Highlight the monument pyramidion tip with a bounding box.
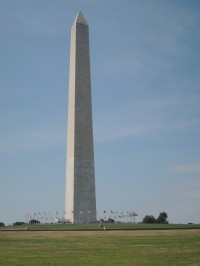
[74,10,88,25]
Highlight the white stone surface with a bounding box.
[75,10,88,25]
[65,11,96,223]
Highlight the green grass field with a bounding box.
[1,222,200,231]
[0,228,200,265]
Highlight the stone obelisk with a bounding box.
[65,11,96,223]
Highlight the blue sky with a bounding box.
[0,0,200,225]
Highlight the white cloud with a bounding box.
[171,179,200,202]
[94,124,156,142]
[0,126,66,152]
[94,96,200,142]
[170,163,200,174]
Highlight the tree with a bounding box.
[29,219,40,224]
[156,212,168,224]
[13,222,25,226]
[142,215,156,223]
[107,218,115,223]
[142,212,169,224]
[0,222,5,226]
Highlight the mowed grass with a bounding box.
[0,230,200,265]
[1,222,200,231]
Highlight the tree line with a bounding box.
[142,212,168,224]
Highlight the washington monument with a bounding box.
[65,11,96,223]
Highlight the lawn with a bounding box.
[1,222,200,231]
[0,229,200,265]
